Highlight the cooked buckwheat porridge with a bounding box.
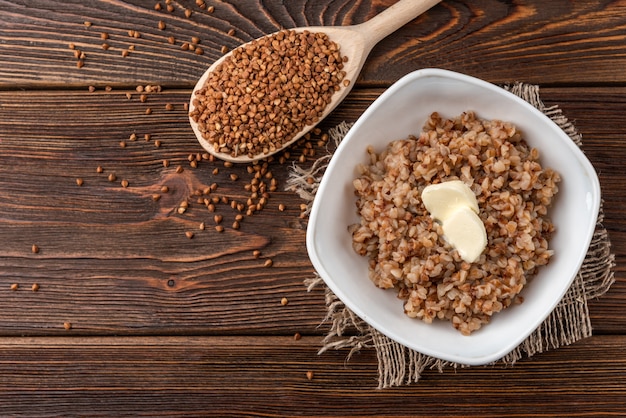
[349,111,560,335]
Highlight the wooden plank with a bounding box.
[0,88,324,335]
[2,1,626,87]
[0,87,624,335]
[0,335,624,417]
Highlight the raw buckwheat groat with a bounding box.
[190,29,347,159]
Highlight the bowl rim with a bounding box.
[306,68,601,365]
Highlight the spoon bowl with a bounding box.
[189,0,442,163]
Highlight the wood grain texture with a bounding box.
[0,0,625,416]
[0,88,324,336]
[0,335,624,417]
[0,87,624,337]
[2,0,626,88]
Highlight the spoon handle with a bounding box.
[355,0,442,48]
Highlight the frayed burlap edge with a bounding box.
[288,83,616,389]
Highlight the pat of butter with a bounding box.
[421,180,479,219]
[421,180,486,263]
[441,205,487,263]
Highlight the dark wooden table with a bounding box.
[1,1,625,416]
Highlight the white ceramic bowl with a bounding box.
[306,68,601,365]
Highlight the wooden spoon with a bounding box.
[189,0,442,163]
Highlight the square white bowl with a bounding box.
[306,68,601,365]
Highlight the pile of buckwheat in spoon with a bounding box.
[189,29,348,159]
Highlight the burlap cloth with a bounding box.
[287,82,616,388]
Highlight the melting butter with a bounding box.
[421,180,487,263]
